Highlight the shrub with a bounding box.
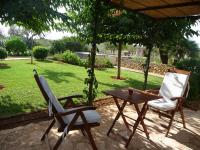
[5,36,27,56]
[52,53,63,61]
[62,50,82,65]
[95,57,113,69]
[131,56,146,64]
[22,50,31,56]
[176,59,200,101]
[52,51,113,69]
[0,47,7,60]
[33,46,49,60]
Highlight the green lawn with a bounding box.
[0,60,162,117]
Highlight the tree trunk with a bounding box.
[117,41,122,79]
[143,44,153,90]
[30,37,34,64]
[159,47,168,64]
[88,0,99,105]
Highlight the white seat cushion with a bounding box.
[159,72,189,100]
[63,107,101,125]
[148,72,189,111]
[148,98,176,111]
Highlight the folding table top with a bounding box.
[104,88,161,104]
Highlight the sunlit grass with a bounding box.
[0,60,162,117]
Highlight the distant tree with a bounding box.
[169,38,200,64]
[8,26,38,49]
[8,26,22,37]
[0,29,4,38]
[50,36,88,54]
[35,38,52,48]
[5,36,27,56]
[104,42,117,54]
[50,40,65,54]
[0,29,5,47]
[124,44,137,55]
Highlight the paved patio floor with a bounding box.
[0,104,200,150]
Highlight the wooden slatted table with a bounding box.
[104,88,161,148]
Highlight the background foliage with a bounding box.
[0,47,7,59]
[33,46,49,60]
[5,36,27,56]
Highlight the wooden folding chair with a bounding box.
[146,68,191,136]
[33,70,101,150]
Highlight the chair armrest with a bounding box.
[170,97,185,101]
[145,89,160,95]
[58,94,83,101]
[55,106,96,117]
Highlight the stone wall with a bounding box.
[121,58,172,75]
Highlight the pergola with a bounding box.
[88,0,200,104]
[108,0,200,18]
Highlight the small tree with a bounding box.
[5,36,27,56]
[33,46,48,60]
[0,47,7,60]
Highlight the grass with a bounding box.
[0,60,162,117]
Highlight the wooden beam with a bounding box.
[133,1,200,12]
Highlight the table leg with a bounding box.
[107,98,127,136]
[133,104,149,139]
[114,98,131,131]
[125,102,148,148]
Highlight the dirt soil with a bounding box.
[0,85,4,90]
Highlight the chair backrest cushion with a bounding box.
[39,76,65,113]
[159,72,189,99]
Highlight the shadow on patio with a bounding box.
[0,103,200,150]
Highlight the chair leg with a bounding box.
[84,128,97,150]
[179,106,186,128]
[81,128,86,136]
[41,119,55,141]
[165,111,175,137]
[53,132,67,150]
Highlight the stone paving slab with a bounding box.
[0,104,200,150]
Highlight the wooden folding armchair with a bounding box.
[146,68,191,136]
[33,70,101,150]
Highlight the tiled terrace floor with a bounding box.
[0,104,200,150]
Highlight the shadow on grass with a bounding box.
[42,69,77,83]
[0,95,44,118]
[36,60,53,63]
[0,63,11,69]
[99,77,159,92]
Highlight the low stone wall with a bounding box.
[121,58,172,75]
